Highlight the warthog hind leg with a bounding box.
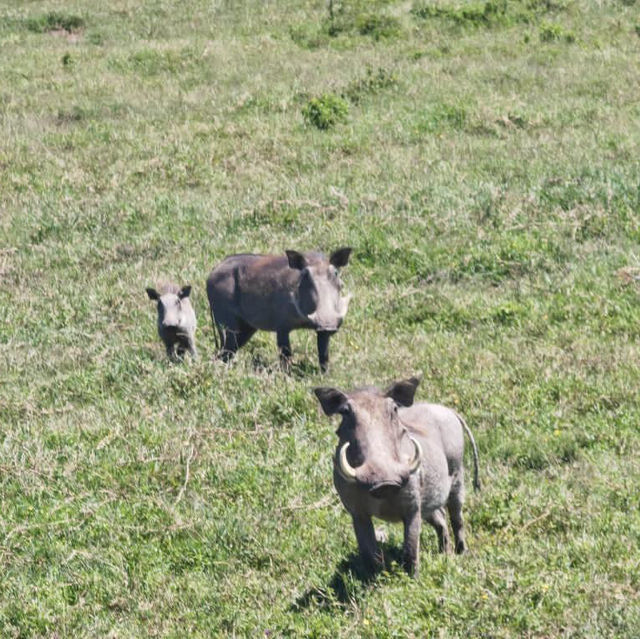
[447,488,466,554]
[218,322,256,362]
[425,508,452,554]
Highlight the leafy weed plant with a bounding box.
[302,94,349,129]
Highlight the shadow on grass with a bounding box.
[288,359,320,378]
[291,544,405,611]
[249,354,321,378]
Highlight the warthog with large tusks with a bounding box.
[146,284,197,360]
[314,377,480,576]
[206,248,352,371]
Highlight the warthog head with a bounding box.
[286,247,352,333]
[146,285,192,334]
[314,377,423,498]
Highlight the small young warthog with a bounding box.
[146,284,197,360]
[206,248,352,371]
[314,377,480,576]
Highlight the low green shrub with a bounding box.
[290,4,402,47]
[412,0,511,26]
[302,94,349,130]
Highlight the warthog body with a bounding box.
[206,248,352,371]
[314,377,480,575]
[146,284,197,360]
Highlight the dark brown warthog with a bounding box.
[314,377,480,576]
[206,248,352,371]
[146,284,197,360]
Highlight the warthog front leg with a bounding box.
[317,331,332,373]
[165,341,178,362]
[403,509,422,576]
[177,335,197,360]
[352,514,383,572]
[277,330,292,368]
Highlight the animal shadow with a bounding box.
[249,353,280,373]
[288,359,320,378]
[291,544,404,612]
[248,354,320,378]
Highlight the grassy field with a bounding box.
[1,0,639,636]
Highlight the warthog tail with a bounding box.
[209,304,220,352]
[456,412,480,492]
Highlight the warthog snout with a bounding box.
[335,438,422,488]
[369,478,407,499]
[316,327,338,335]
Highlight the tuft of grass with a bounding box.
[87,31,104,45]
[412,0,513,27]
[342,66,399,104]
[414,102,469,133]
[539,21,576,42]
[110,47,201,76]
[289,23,330,49]
[355,13,402,40]
[291,4,403,48]
[412,0,572,29]
[26,12,85,33]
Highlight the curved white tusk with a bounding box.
[336,442,357,482]
[339,294,352,316]
[408,436,422,474]
[292,297,308,319]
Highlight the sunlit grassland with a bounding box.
[1,0,639,636]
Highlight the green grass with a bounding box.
[1,0,639,636]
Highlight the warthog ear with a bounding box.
[286,250,308,270]
[146,287,160,301]
[385,377,421,407]
[314,387,348,416]
[330,247,352,268]
[178,285,192,299]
